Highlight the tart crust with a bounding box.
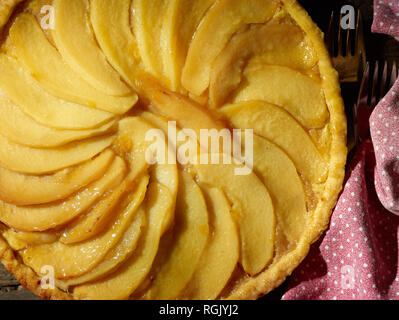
[0,0,347,300]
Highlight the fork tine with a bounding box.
[379,61,388,100]
[370,61,379,109]
[346,21,352,56]
[338,10,344,56]
[356,9,367,72]
[354,63,370,145]
[326,11,335,56]
[390,61,398,88]
[358,62,370,105]
[345,7,358,57]
[330,9,366,82]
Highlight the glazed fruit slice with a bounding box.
[143,172,209,300]
[52,0,131,96]
[9,13,137,114]
[21,174,148,280]
[90,0,139,87]
[0,0,23,28]
[182,0,278,95]
[117,117,162,180]
[161,0,215,90]
[138,111,171,132]
[183,187,239,300]
[1,229,58,251]
[150,158,178,205]
[131,0,168,81]
[60,174,149,244]
[0,157,126,232]
[0,149,115,206]
[196,160,275,276]
[0,94,116,148]
[135,111,179,233]
[221,101,328,184]
[250,134,308,242]
[117,115,178,208]
[73,182,175,300]
[0,55,114,130]
[137,75,225,139]
[149,162,178,235]
[0,132,115,175]
[209,22,318,108]
[233,65,328,128]
[57,207,146,290]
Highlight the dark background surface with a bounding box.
[1,0,398,301]
[300,0,399,62]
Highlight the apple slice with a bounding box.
[25,0,58,25]
[136,74,225,138]
[250,133,308,242]
[149,150,178,201]
[90,0,139,87]
[116,117,163,180]
[143,172,209,300]
[221,101,328,184]
[0,94,116,148]
[135,111,179,196]
[183,187,239,300]
[181,0,277,95]
[60,174,149,245]
[9,13,137,114]
[161,0,215,90]
[209,23,318,107]
[0,55,113,130]
[152,164,178,235]
[131,0,168,82]
[57,207,146,290]
[0,132,115,175]
[73,182,174,300]
[233,65,329,129]
[150,154,178,235]
[1,229,58,251]
[21,172,148,280]
[195,160,275,276]
[0,156,126,232]
[0,0,23,29]
[116,115,178,215]
[52,0,131,96]
[137,111,179,234]
[0,149,114,206]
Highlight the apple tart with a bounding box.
[0,0,347,300]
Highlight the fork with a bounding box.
[326,9,366,83]
[353,61,398,148]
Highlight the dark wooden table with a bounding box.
[0,263,40,300]
[1,0,398,300]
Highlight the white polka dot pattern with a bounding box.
[372,0,399,41]
[370,1,399,216]
[283,141,399,300]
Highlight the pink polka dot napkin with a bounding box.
[282,0,399,300]
[370,0,399,216]
[372,0,399,41]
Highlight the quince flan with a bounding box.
[0,0,347,300]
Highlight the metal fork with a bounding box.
[326,9,366,83]
[352,61,398,147]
